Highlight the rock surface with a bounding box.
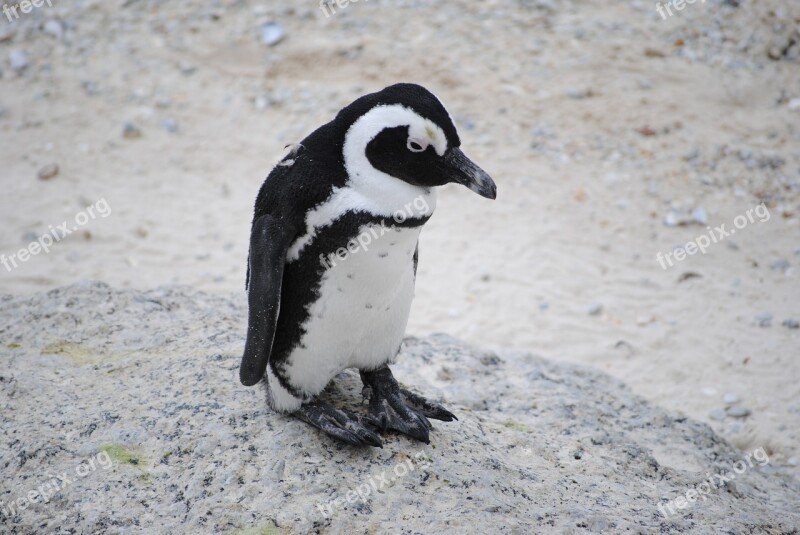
[1,282,798,534]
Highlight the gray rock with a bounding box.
[782,319,800,330]
[692,207,708,225]
[161,117,178,133]
[722,393,740,405]
[81,80,100,96]
[0,283,798,533]
[9,49,29,73]
[122,122,142,139]
[260,21,285,46]
[178,61,196,76]
[43,20,64,40]
[37,163,59,180]
[21,231,38,243]
[0,26,14,43]
[770,259,791,272]
[587,303,603,316]
[726,406,751,418]
[565,87,593,99]
[709,408,727,421]
[755,312,773,327]
[664,209,707,227]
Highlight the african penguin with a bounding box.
[240,83,496,447]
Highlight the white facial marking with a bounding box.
[345,104,448,160]
[286,104,444,262]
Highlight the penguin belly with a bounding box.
[281,223,421,399]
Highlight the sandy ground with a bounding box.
[1,0,798,474]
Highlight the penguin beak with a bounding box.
[440,148,497,200]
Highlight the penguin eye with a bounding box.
[406,138,427,153]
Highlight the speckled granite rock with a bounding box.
[1,282,798,534]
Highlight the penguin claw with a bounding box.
[297,400,383,448]
[360,366,453,444]
[399,388,458,422]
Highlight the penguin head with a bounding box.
[338,83,496,200]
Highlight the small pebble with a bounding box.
[754,312,773,327]
[260,22,285,46]
[37,163,59,180]
[43,20,64,40]
[565,88,592,99]
[587,303,603,316]
[722,393,740,405]
[664,209,706,227]
[683,148,700,161]
[636,315,655,326]
[782,319,799,330]
[709,408,727,421]
[614,340,634,357]
[9,49,29,73]
[0,27,14,43]
[725,406,751,418]
[677,272,702,283]
[770,259,790,271]
[161,117,178,133]
[123,122,142,139]
[178,62,197,76]
[692,207,708,225]
[82,80,100,96]
[254,95,270,110]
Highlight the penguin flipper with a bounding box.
[240,214,295,387]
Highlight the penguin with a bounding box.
[240,83,496,447]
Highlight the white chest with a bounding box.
[283,223,421,394]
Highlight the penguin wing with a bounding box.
[240,214,296,387]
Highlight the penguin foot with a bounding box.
[360,366,456,444]
[296,399,383,448]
